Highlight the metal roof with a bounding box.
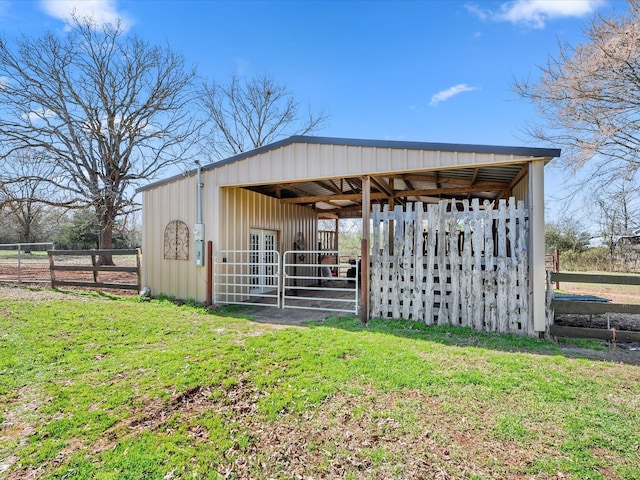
[203,135,560,172]
[137,135,560,219]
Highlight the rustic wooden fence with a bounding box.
[48,249,141,291]
[370,198,530,334]
[547,271,640,342]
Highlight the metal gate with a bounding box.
[0,243,54,284]
[282,250,359,314]
[214,249,281,307]
[213,249,359,314]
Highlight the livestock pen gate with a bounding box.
[0,243,54,284]
[370,198,530,335]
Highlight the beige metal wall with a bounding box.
[141,174,317,302]
[218,187,317,254]
[141,175,210,301]
[215,143,542,187]
[512,172,530,206]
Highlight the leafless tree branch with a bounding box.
[200,73,328,159]
[0,16,202,262]
[514,1,640,191]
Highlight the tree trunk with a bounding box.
[98,211,115,265]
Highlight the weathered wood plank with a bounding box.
[401,204,413,320]
[551,272,640,286]
[51,280,139,290]
[370,204,382,317]
[449,200,461,326]
[552,300,640,315]
[550,325,640,342]
[517,200,529,333]
[48,249,139,256]
[471,198,484,331]
[436,199,449,325]
[461,199,473,328]
[424,204,436,324]
[483,200,496,331]
[496,199,508,332]
[381,204,391,318]
[414,202,425,321]
[50,265,139,273]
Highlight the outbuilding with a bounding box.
[138,135,560,335]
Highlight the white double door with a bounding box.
[249,228,278,294]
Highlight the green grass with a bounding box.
[0,250,49,259]
[1,289,639,479]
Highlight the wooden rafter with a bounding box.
[313,180,342,195]
[280,192,387,204]
[497,164,529,200]
[279,183,507,205]
[371,176,393,197]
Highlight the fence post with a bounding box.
[554,248,560,290]
[91,253,98,283]
[136,248,142,292]
[48,251,56,288]
[17,244,21,284]
[206,241,213,307]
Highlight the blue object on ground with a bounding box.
[554,294,610,303]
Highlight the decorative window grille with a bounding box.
[164,220,189,260]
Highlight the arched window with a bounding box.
[164,220,189,260]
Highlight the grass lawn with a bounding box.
[1,288,639,479]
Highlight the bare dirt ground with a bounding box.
[0,262,138,296]
[557,280,640,304]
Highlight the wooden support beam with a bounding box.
[399,183,508,198]
[280,192,387,204]
[371,176,393,197]
[360,175,371,324]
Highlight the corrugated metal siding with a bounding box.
[512,173,529,207]
[141,177,317,302]
[219,187,317,253]
[215,144,538,187]
[141,175,218,302]
[216,187,317,299]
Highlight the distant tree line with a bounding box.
[545,182,640,272]
[0,207,140,250]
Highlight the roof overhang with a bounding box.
[138,135,560,219]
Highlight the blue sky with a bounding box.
[0,0,621,226]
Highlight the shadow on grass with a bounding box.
[51,287,130,301]
[307,316,640,367]
[316,318,640,366]
[200,302,640,365]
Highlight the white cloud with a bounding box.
[40,0,132,29]
[23,108,56,122]
[429,84,478,106]
[467,0,604,29]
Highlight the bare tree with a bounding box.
[201,73,328,159]
[0,150,59,245]
[514,1,640,188]
[0,17,200,263]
